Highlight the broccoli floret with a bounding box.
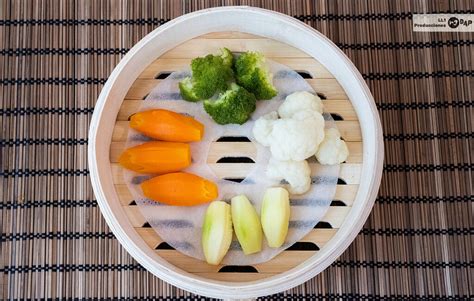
[234,51,278,100]
[180,51,233,101]
[178,77,201,102]
[219,47,234,68]
[204,83,257,125]
[178,51,233,102]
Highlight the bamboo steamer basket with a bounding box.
[88,6,384,299]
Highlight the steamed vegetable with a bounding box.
[278,91,324,117]
[261,187,290,248]
[252,91,326,161]
[179,48,234,101]
[119,141,190,174]
[179,49,279,125]
[266,158,311,195]
[234,51,278,100]
[253,91,347,194]
[253,110,325,161]
[251,111,278,147]
[231,195,263,255]
[316,128,349,165]
[219,47,234,68]
[130,109,204,142]
[204,83,256,125]
[178,77,201,102]
[141,172,218,206]
[202,201,233,265]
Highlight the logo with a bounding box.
[413,14,473,32]
[448,17,460,28]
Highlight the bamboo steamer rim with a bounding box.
[88,6,384,299]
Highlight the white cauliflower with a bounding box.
[278,91,324,118]
[253,91,325,160]
[253,90,349,196]
[316,128,349,165]
[266,157,311,194]
[252,111,278,147]
[267,110,325,161]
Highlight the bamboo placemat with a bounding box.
[1,0,472,299]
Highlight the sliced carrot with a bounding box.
[141,172,218,206]
[119,141,191,174]
[130,109,204,142]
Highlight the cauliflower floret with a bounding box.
[278,91,323,118]
[316,128,349,165]
[252,111,278,146]
[266,157,311,195]
[268,110,325,161]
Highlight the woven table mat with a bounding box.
[1,0,472,299]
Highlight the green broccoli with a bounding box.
[234,51,278,100]
[178,77,201,102]
[179,49,234,101]
[204,83,257,125]
[219,47,234,68]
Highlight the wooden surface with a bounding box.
[109,32,363,282]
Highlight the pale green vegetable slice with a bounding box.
[231,195,263,255]
[261,187,290,248]
[201,201,233,265]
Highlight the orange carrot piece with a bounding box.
[119,141,191,174]
[141,172,218,206]
[130,109,204,142]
